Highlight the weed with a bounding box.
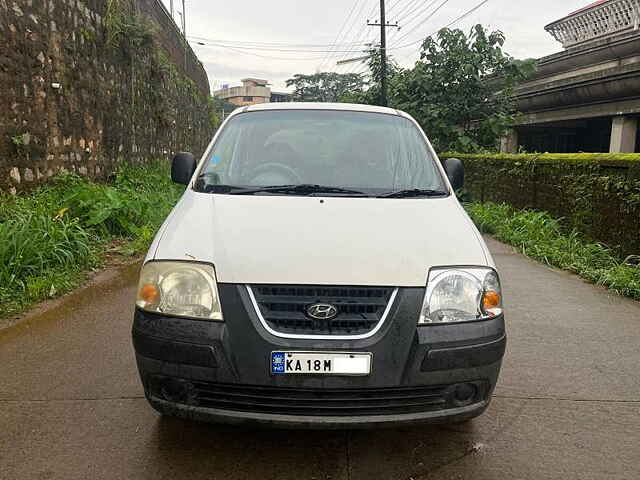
[466,202,640,300]
[105,0,154,55]
[11,132,32,147]
[79,27,95,42]
[0,161,183,317]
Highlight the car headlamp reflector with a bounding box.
[136,261,223,321]
[419,267,502,324]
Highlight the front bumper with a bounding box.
[132,284,506,429]
[146,395,490,429]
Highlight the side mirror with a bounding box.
[442,157,464,191]
[171,152,196,185]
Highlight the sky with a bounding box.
[160,0,591,92]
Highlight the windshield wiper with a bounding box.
[377,188,449,198]
[223,184,368,196]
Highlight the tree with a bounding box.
[340,48,402,106]
[286,72,366,103]
[210,95,236,128]
[391,25,533,152]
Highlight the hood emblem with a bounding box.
[306,303,338,320]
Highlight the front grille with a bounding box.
[191,382,450,416]
[249,285,396,336]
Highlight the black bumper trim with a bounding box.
[147,395,490,429]
[132,332,218,368]
[421,334,507,372]
[145,375,489,417]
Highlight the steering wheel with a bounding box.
[248,162,303,185]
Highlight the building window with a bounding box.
[243,96,253,102]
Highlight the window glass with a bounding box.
[197,110,445,194]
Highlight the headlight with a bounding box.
[419,267,502,324]
[136,261,223,321]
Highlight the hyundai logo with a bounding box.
[306,303,338,320]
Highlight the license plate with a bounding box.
[271,351,371,375]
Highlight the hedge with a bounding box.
[443,153,640,257]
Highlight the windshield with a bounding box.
[195,110,447,196]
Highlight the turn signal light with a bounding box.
[482,290,501,315]
[139,283,160,306]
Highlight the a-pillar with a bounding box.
[500,129,519,153]
[609,116,638,153]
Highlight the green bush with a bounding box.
[466,202,640,300]
[443,152,640,164]
[0,161,183,317]
[449,152,640,258]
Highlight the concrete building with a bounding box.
[504,0,640,153]
[213,78,291,106]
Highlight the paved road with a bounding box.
[1,237,639,480]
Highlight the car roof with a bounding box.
[242,102,400,116]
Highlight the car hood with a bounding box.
[152,191,490,287]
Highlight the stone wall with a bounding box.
[0,0,214,193]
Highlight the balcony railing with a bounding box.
[545,0,640,48]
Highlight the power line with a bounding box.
[317,0,366,71]
[335,0,380,69]
[342,0,396,75]
[395,0,438,24]
[387,0,435,44]
[386,0,406,14]
[189,38,370,54]
[390,0,453,47]
[389,0,490,51]
[191,41,350,61]
[187,34,369,48]
[361,0,491,69]
[327,0,375,70]
[335,6,379,71]
[367,0,402,106]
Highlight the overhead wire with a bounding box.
[386,0,426,45]
[192,0,490,80]
[189,38,371,54]
[349,0,437,74]
[342,3,384,75]
[190,41,351,62]
[389,0,490,51]
[188,34,371,48]
[334,0,380,71]
[359,0,491,76]
[395,0,439,25]
[346,0,413,75]
[317,0,367,72]
[386,0,406,14]
[390,0,453,47]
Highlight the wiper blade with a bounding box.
[378,188,448,198]
[201,184,248,194]
[226,184,368,196]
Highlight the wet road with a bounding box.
[1,237,639,480]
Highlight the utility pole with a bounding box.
[367,1,399,107]
[170,0,174,20]
[379,0,387,107]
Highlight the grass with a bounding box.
[4,172,637,317]
[466,202,640,300]
[0,161,183,318]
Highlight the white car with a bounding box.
[132,102,506,428]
